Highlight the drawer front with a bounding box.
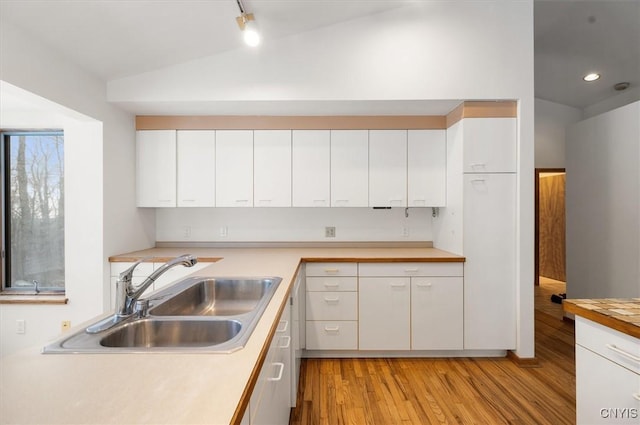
[306,292,358,320]
[576,317,640,374]
[358,262,463,277]
[110,261,154,277]
[306,262,357,277]
[306,277,358,292]
[306,321,358,350]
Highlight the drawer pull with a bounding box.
[404,268,419,273]
[633,393,640,402]
[267,362,285,382]
[324,268,339,274]
[390,283,406,288]
[277,320,289,333]
[324,297,340,303]
[606,344,640,363]
[324,326,340,333]
[323,282,340,288]
[278,336,291,349]
[416,282,432,287]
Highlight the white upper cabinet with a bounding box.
[330,130,368,207]
[254,130,292,207]
[136,130,177,207]
[292,130,330,207]
[215,130,254,207]
[462,117,516,173]
[369,130,407,207]
[176,130,215,207]
[408,130,446,207]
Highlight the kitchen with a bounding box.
[0,1,638,424]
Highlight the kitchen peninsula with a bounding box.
[1,246,463,425]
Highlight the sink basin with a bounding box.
[150,278,278,316]
[43,275,282,354]
[99,319,242,348]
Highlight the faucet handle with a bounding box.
[118,256,155,282]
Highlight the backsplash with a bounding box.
[155,207,433,242]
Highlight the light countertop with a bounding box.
[564,298,640,339]
[1,247,463,425]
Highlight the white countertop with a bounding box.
[0,247,462,425]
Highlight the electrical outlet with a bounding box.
[16,319,25,334]
[325,226,336,238]
[220,226,228,237]
[181,225,191,239]
[402,226,410,237]
[61,320,71,332]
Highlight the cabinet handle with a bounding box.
[323,282,340,288]
[470,178,486,183]
[324,326,340,332]
[324,268,339,274]
[313,199,326,206]
[633,393,640,402]
[470,163,486,169]
[159,199,172,202]
[606,344,640,363]
[267,362,285,381]
[277,320,289,333]
[335,199,349,205]
[416,282,432,287]
[390,283,406,288]
[404,268,419,273]
[235,199,249,203]
[258,199,271,205]
[181,199,196,202]
[278,336,291,349]
[323,297,340,303]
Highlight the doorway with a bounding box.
[535,168,566,319]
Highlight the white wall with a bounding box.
[0,20,154,356]
[535,98,582,169]
[110,1,536,358]
[566,101,640,299]
[156,207,432,243]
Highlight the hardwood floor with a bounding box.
[535,277,566,320]
[290,312,575,425]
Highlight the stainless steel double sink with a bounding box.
[43,276,282,354]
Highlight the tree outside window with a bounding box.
[2,132,64,292]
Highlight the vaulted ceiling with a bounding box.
[1,0,638,111]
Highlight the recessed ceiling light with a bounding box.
[583,73,601,82]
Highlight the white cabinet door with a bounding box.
[463,173,516,349]
[369,130,407,207]
[359,277,410,350]
[330,130,368,207]
[254,130,291,207]
[462,118,516,173]
[576,345,640,425]
[177,130,215,207]
[292,130,330,207]
[136,130,176,207]
[411,277,463,350]
[408,129,446,207]
[215,130,254,207]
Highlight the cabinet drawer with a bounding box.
[358,262,463,277]
[306,321,358,350]
[306,277,357,292]
[306,262,357,277]
[306,292,357,320]
[576,317,640,374]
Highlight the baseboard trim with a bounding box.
[506,350,541,368]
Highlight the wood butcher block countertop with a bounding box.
[1,246,463,425]
[564,298,640,339]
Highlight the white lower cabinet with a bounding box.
[359,263,464,351]
[359,277,410,350]
[305,263,358,350]
[411,277,463,350]
[575,317,640,425]
[245,304,292,425]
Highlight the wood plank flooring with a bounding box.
[290,311,575,425]
[535,277,566,320]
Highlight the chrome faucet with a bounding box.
[86,254,198,334]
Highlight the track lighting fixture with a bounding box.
[235,0,260,47]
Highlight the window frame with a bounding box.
[1,130,65,294]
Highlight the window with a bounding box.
[1,131,64,292]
